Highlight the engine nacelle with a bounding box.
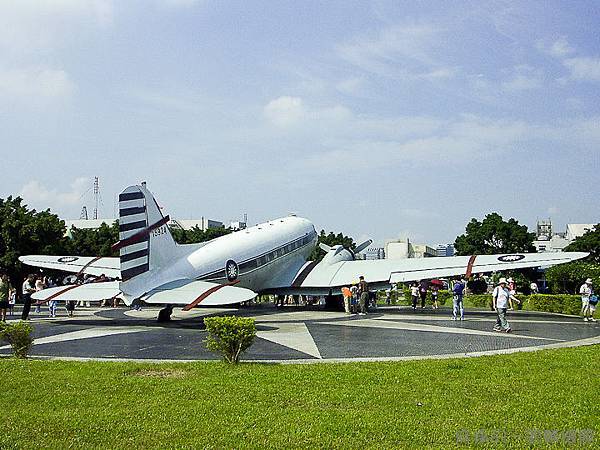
[321,245,355,265]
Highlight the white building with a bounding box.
[533,221,595,253]
[385,239,436,259]
[64,217,224,234]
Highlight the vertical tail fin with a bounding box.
[116,183,178,283]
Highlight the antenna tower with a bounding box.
[93,176,99,220]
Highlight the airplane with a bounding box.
[20,182,588,321]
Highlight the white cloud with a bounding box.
[155,0,202,7]
[0,67,74,105]
[264,96,306,127]
[19,178,90,213]
[335,23,454,80]
[563,57,600,82]
[536,36,574,58]
[0,0,113,55]
[547,206,559,215]
[502,74,542,92]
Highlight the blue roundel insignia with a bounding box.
[498,254,525,262]
[226,260,239,281]
[58,256,79,263]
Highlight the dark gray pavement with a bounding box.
[1,305,599,362]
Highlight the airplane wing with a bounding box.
[31,281,121,302]
[141,279,257,307]
[288,251,588,293]
[19,255,120,278]
[31,279,256,308]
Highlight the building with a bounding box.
[64,217,224,235]
[436,244,455,257]
[168,218,224,231]
[229,221,247,231]
[364,247,385,260]
[533,220,595,253]
[385,239,436,259]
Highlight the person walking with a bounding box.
[492,278,511,332]
[21,274,36,320]
[580,278,594,322]
[0,273,10,322]
[358,276,369,315]
[452,278,465,320]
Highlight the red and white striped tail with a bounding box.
[116,184,178,282]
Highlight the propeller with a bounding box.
[353,239,373,254]
[319,243,332,252]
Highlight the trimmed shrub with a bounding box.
[204,316,256,364]
[0,321,34,358]
[523,294,582,315]
[462,295,493,309]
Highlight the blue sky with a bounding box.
[0,0,598,246]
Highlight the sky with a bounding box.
[0,0,599,247]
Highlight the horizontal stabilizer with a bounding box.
[141,279,257,307]
[31,282,121,302]
[19,255,120,278]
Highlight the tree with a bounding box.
[454,213,536,256]
[564,223,600,262]
[68,221,120,257]
[309,230,356,262]
[544,261,600,294]
[170,225,232,244]
[0,196,70,290]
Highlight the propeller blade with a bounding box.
[319,243,332,252]
[354,239,373,254]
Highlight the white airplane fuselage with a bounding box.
[153,216,318,294]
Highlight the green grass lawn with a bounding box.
[1,346,599,449]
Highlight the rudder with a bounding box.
[116,183,178,282]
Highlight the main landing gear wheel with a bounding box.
[157,305,173,322]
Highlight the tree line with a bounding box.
[1,195,598,293]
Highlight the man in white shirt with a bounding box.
[580,278,594,322]
[492,278,511,333]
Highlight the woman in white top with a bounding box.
[580,278,594,322]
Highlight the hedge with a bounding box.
[392,289,584,315]
[522,294,582,316]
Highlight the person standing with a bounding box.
[492,278,511,333]
[0,273,10,322]
[410,282,419,310]
[506,278,521,311]
[46,277,58,318]
[580,278,594,322]
[350,283,359,314]
[452,278,465,320]
[419,280,428,309]
[341,286,352,314]
[34,276,45,313]
[21,274,36,320]
[8,287,16,316]
[530,281,539,295]
[358,276,369,315]
[431,284,439,310]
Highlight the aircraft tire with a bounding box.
[157,305,173,322]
